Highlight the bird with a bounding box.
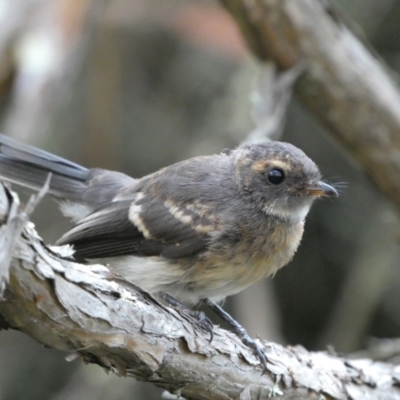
[0,133,338,368]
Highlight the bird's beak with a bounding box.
[307,181,338,197]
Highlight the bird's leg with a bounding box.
[207,300,268,371]
[161,293,214,341]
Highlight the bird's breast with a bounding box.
[181,219,305,302]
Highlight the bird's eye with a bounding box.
[267,168,285,184]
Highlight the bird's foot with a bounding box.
[207,300,268,372]
[161,293,214,341]
[240,333,268,373]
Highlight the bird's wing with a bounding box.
[57,153,232,262]
[56,191,216,261]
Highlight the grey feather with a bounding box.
[0,134,135,207]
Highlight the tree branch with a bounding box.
[0,187,400,399]
[220,0,400,211]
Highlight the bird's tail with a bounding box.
[0,134,90,203]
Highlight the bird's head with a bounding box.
[233,142,338,223]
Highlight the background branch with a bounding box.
[220,0,400,211]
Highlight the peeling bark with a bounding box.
[0,186,400,399]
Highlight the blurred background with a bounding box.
[0,0,400,399]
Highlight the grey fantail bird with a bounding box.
[0,133,338,369]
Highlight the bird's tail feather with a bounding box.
[0,134,90,202]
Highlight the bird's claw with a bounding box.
[161,293,214,341]
[242,336,268,373]
[186,310,214,342]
